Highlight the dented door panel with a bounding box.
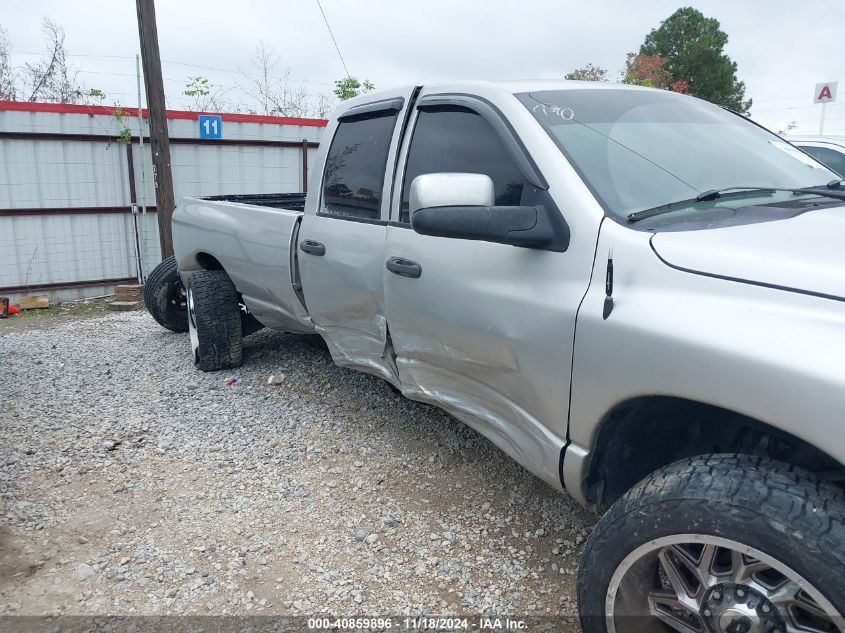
[381,83,605,488]
[297,87,415,384]
[383,228,580,489]
[298,215,397,383]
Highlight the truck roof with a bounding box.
[337,79,655,112]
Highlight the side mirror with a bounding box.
[409,172,495,214]
[409,173,569,252]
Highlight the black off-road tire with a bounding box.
[578,453,845,631]
[189,270,242,372]
[143,256,188,332]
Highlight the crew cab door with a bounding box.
[298,92,412,382]
[383,92,594,489]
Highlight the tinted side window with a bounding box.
[400,107,525,223]
[798,145,845,177]
[322,112,397,220]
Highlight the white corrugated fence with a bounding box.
[0,101,325,302]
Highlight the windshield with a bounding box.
[518,89,838,221]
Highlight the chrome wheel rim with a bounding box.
[187,286,199,365]
[606,534,841,633]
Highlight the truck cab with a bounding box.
[297,83,600,493]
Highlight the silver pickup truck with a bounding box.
[144,81,845,632]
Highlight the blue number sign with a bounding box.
[198,114,222,139]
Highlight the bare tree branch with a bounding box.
[25,45,58,100]
[23,18,84,103]
[0,25,15,100]
[242,42,331,118]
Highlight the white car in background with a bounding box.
[786,135,845,176]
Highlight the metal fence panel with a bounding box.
[0,103,325,302]
[0,138,129,209]
[0,213,137,287]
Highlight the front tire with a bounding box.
[187,270,242,372]
[578,454,845,633]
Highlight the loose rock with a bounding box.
[0,310,595,620]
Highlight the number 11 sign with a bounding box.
[198,114,223,139]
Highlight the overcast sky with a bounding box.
[3,0,844,134]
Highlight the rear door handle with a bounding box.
[386,256,422,279]
[300,239,326,256]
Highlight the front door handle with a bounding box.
[300,239,326,256]
[386,256,422,279]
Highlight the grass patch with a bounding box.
[9,298,111,320]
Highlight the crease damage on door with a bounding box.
[396,354,566,492]
[313,313,401,386]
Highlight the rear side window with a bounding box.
[399,106,526,223]
[322,112,398,221]
[797,145,845,177]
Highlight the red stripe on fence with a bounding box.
[0,100,329,127]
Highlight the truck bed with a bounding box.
[199,192,307,212]
[172,194,313,335]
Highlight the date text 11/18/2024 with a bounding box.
[307,617,529,630]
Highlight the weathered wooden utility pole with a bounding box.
[136,0,175,259]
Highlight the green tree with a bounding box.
[334,76,374,101]
[183,75,229,112]
[86,88,106,102]
[640,7,751,113]
[564,63,607,82]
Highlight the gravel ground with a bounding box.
[0,310,596,621]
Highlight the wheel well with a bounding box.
[195,252,223,271]
[585,396,845,508]
[191,252,264,335]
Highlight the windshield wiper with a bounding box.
[628,187,778,222]
[794,183,845,198]
[627,185,845,223]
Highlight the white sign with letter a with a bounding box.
[814,82,838,103]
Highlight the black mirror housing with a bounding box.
[411,202,569,252]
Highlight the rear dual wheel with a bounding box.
[578,454,845,633]
[143,256,188,332]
